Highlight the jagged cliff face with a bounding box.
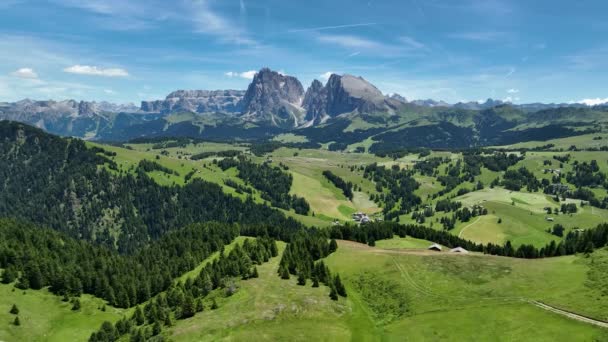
[302,74,397,122]
[141,90,245,114]
[240,68,305,128]
[302,79,328,125]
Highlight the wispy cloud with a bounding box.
[565,47,608,71]
[507,88,519,94]
[288,23,376,33]
[225,70,257,79]
[347,51,361,58]
[448,31,508,42]
[317,34,383,50]
[399,36,427,50]
[10,68,38,79]
[190,0,257,45]
[64,65,129,77]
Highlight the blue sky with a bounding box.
[1,0,608,105]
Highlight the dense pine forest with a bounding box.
[0,121,301,253]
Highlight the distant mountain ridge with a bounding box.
[1,67,607,147]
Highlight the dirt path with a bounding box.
[530,301,608,329]
[458,216,482,238]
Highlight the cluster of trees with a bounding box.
[435,199,462,212]
[137,159,179,176]
[223,179,253,194]
[566,160,606,188]
[277,232,345,300]
[502,167,541,192]
[463,151,523,176]
[89,237,277,342]
[411,207,435,224]
[0,122,302,252]
[561,203,578,214]
[364,163,421,220]
[190,150,242,160]
[322,170,354,200]
[413,157,448,177]
[216,156,310,214]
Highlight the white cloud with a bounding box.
[320,72,336,81]
[225,70,257,79]
[10,67,38,79]
[190,0,256,45]
[347,51,361,58]
[104,89,116,94]
[399,36,427,50]
[449,31,507,42]
[63,65,129,77]
[317,34,382,49]
[507,88,519,94]
[503,96,520,103]
[577,98,608,106]
[288,23,376,33]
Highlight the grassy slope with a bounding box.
[0,284,124,342]
[267,147,384,221]
[324,242,608,341]
[168,242,354,341]
[168,241,608,341]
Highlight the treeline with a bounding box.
[249,141,322,157]
[137,159,179,176]
[328,221,608,259]
[89,237,277,342]
[322,170,353,200]
[190,150,242,160]
[0,219,239,308]
[0,121,301,252]
[216,156,310,215]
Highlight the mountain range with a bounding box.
[1,67,607,149]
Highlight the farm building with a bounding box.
[450,247,469,253]
[545,217,554,222]
[428,243,442,252]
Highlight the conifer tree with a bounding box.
[10,304,19,315]
[329,285,338,301]
[13,316,20,326]
[334,274,347,297]
[297,272,306,286]
[152,321,162,336]
[134,306,145,325]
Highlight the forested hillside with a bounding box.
[0,121,300,253]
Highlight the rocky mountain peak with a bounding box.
[241,68,305,128]
[302,79,329,125]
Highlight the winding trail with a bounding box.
[458,216,482,238]
[530,301,608,329]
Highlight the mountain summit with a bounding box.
[240,68,305,128]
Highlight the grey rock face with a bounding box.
[241,68,305,127]
[141,89,245,114]
[303,74,394,121]
[302,79,328,124]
